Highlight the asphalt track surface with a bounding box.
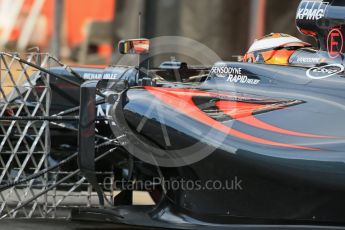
[0,219,157,230]
[4,220,345,230]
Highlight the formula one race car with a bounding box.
[1,0,345,229]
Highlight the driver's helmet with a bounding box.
[243,33,311,65]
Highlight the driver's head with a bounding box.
[243,33,311,65]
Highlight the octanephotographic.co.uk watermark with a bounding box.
[103,176,244,191]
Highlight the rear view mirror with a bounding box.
[118,39,149,54]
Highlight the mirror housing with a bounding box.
[118,38,149,54]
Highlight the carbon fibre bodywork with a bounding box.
[113,60,345,225]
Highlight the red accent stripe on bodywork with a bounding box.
[145,87,317,150]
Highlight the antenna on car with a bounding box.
[138,12,141,38]
[137,11,150,84]
[117,12,151,84]
[138,12,142,67]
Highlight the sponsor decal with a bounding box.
[296,1,328,20]
[296,57,322,63]
[97,104,111,124]
[327,28,343,59]
[83,73,103,80]
[306,63,344,79]
[83,72,118,80]
[102,73,118,79]
[210,66,260,85]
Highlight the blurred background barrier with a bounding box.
[0,0,313,65]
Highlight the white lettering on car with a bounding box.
[296,1,328,21]
[210,66,260,85]
[296,57,321,63]
[96,104,111,124]
[83,73,118,80]
[83,73,103,80]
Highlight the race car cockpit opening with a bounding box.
[243,33,312,65]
